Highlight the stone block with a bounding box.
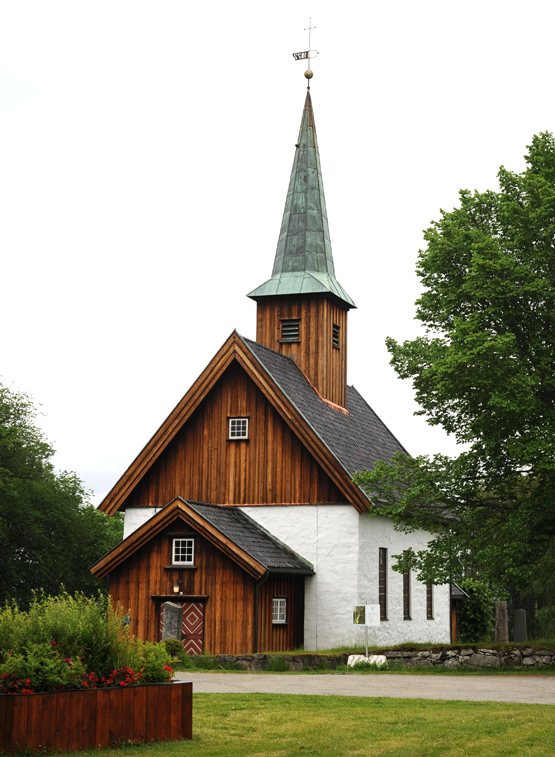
[468,653,501,668]
[417,651,431,658]
[444,659,461,669]
[217,654,238,664]
[522,656,535,666]
[289,662,304,671]
[431,651,446,662]
[495,601,509,642]
[238,655,253,661]
[502,655,521,667]
[160,602,183,642]
[235,660,250,670]
[347,655,387,667]
[460,648,473,656]
[522,648,533,657]
[514,609,527,643]
[533,655,551,665]
[386,650,416,658]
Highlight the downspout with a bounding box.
[254,572,270,653]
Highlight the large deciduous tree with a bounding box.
[355,132,555,593]
[0,382,123,605]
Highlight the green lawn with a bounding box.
[80,693,555,757]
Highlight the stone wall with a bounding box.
[215,646,555,671]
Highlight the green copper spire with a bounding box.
[248,90,355,308]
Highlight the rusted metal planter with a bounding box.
[0,680,192,754]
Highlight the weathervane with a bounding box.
[292,17,319,87]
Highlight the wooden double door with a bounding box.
[160,601,204,656]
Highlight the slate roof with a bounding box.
[242,336,408,478]
[247,90,355,309]
[184,500,314,575]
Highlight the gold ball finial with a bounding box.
[304,69,313,80]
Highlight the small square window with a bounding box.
[229,418,248,439]
[281,319,300,342]
[173,538,194,565]
[272,597,287,624]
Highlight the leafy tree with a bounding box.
[456,579,494,643]
[355,132,555,592]
[0,381,123,605]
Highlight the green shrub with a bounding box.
[0,592,174,689]
[316,656,329,671]
[0,641,88,693]
[457,579,495,643]
[266,655,289,672]
[163,638,184,658]
[192,654,219,670]
[135,641,173,683]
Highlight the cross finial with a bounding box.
[292,18,318,88]
[304,18,316,52]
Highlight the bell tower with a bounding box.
[248,84,355,409]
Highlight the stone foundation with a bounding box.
[215,646,554,672]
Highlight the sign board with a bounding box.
[353,605,381,626]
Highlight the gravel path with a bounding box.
[174,671,555,705]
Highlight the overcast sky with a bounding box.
[2,0,554,505]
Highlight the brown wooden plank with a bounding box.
[157,684,172,743]
[67,691,83,753]
[82,688,97,749]
[54,690,71,753]
[133,685,147,743]
[9,692,28,753]
[181,681,193,740]
[41,692,57,752]
[145,685,159,743]
[108,687,123,746]
[95,688,111,749]
[169,682,183,740]
[119,686,136,743]
[0,694,9,752]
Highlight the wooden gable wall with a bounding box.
[108,520,257,654]
[123,362,348,508]
[107,515,307,655]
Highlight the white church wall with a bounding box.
[123,508,157,539]
[354,514,450,645]
[240,504,358,650]
[241,505,451,650]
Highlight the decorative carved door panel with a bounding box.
[181,602,204,656]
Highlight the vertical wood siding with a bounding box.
[108,521,257,655]
[255,298,348,408]
[123,363,347,508]
[257,575,305,652]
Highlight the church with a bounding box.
[91,79,452,654]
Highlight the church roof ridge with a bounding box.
[248,90,355,309]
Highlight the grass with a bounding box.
[68,693,555,756]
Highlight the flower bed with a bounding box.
[0,680,192,754]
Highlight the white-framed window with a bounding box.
[229,418,248,439]
[272,597,287,624]
[173,538,194,565]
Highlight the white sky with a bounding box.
[1,0,554,505]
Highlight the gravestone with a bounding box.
[161,601,183,641]
[494,600,508,642]
[514,608,527,643]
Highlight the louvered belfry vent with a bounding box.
[281,319,300,342]
[332,323,340,349]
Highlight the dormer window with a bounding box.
[332,323,340,349]
[281,319,300,343]
[229,418,249,439]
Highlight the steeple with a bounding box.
[248,90,355,309]
[248,86,354,410]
